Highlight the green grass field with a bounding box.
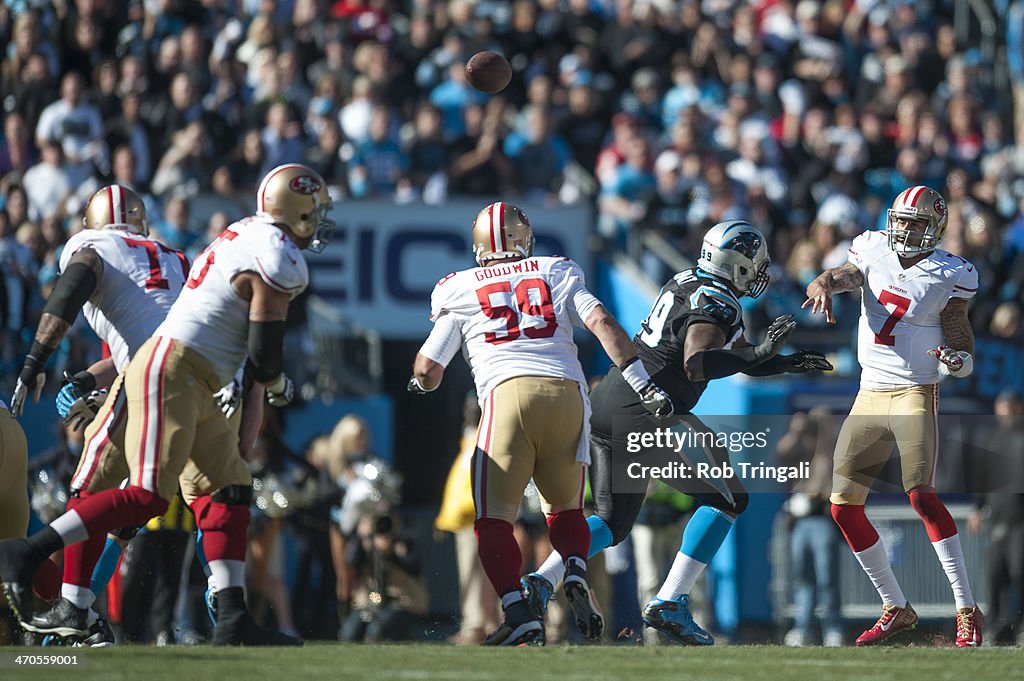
[4,644,1021,681]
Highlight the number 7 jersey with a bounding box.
[428,256,601,401]
[848,230,978,389]
[58,229,189,372]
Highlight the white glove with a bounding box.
[265,374,295,407]
[213,378,243,419]
[64,389,109,432]
[928,346,974,378]
[620,358,675,417]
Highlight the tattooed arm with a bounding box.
[926,297,975,377]
[801,262,865,325]
[939,297,974,354]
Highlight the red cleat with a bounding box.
[955,606,983,647]
[855,603,918,646]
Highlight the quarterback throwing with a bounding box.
[803,185,982,647]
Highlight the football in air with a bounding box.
[465,51,512,94]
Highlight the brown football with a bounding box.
[465,51,512,94]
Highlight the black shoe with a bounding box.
[22,598,89,637]
[212,588,302,647]
[0,539,46,625]
[563,558,604,642]
[482,599,544,646]
[82,617,115,647]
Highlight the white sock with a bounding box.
[931,534,974,609]
[208,559,245,590]
[534,549,566,587]
[854,540,907,608]
[87,609,98,626]
[61,583,95,610]
[501,590,523,609]
[655,552,707,601]
[51,510,89,546]
[207,574,218,593]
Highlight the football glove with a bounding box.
[639,382,674,417]
[779,350,834,374]
[406,376,436,394]
[63,388,109,432]
[213,378,243,419]
[928,346,974,378]
[265,374,295,407]
[752,314,797,362]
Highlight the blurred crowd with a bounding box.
[1,0,1024,387]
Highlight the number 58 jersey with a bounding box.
[848,230,978,389]
[429,256,601,401]
[58,229,189,372]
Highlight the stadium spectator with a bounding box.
[777,408,844,648]
[435,392,499,645]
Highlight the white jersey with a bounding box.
[59,229,189,372]
[156,215,309,384]
[848,230,978,389]
[426,256,601,401]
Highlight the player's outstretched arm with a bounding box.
[927,297,975,377]
[686,315,799,381]
[584,305,672,416]
[802,262,863,325]
[409,313,461,394]
[11,248,103,415]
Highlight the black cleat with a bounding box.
[482,599,544,646]
[563,559,604,642]
[22,598,89,637]
[212,589,302,647]
[0,538,46,625]
[81,617,115,647]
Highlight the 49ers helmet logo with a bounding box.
[289,175,321,194]
[934,197,947,216]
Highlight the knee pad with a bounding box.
[605,513,633,547]
[193,495,251,533]
[907,488,957,541]
[701,491,749,516]
[830,503,879,552]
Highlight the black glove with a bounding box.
[752,314,797,362]
[639,382,674,417]
[406,376,434,394]
[778,350,834,373]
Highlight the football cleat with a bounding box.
[482,599,544,647]
[212,587,302,647]
[0,538,46,625]
[855,602,918,646]
[520,574,554,620]
[955,606,983,647]
[642,595,714,646]
[81,616,115,647]
[563,560,604,642]
[22,598,89,637]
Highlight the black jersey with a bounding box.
[590,268,745,436]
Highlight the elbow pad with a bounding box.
[44,262,98,324]
[247,320,286,383]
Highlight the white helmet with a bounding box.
[886,185,948,256]
[697,220,771,298]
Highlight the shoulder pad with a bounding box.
[688,286,742,327]
[58,230,112,273]
[253,236,309,296]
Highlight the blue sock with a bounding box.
[586,515,613,558]
[196,530,211,577]
[90,537,124,595]
[679,506,735,564]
